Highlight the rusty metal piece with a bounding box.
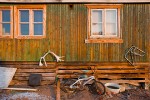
[124,45,145,66]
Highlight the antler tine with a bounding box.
[49,51,64,62]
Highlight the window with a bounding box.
[85,4,123,43]
[14,5,46,39]
[0,6,13,38]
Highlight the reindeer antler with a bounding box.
[39,50,64,67]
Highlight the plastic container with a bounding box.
[105,83,120,94]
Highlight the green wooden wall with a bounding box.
[0,4,149,62]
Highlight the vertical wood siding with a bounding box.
[0,4,149,62]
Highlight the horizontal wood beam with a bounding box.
[13,76,55,81]
[58,65,147,69]
[10,80,54,86]
[0,0,149,3]
[100,80,150,83]
[16,69,56,73]
[57,70,148,74]
[15,73,56,77]
[0,61,149,66]
[57,74,148,79]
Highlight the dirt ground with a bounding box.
[0,85,56,100]
[0,85,150,100]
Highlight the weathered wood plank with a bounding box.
[57,69,148,74]
[0,0,150,3]
[13,76,55,81]
[10,80,55,86]
[57,74,148,79]
[0,61,149,66]
[16,69,56,73]
[100,80,150,83]
[0,65,56,69]
[2,88,37,91]
[15,73,56,77]
[58,65,147,69]
[0,61,56,65]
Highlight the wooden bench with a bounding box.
[56,63,150,100]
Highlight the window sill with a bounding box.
[85,38,123,43]
[15,36,46,39]
[0,36,13,39]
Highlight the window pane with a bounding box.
[20,10,29,22]
[106,23,117,35]
[20,24,29,35]
[92,10,102,23]
[91,23,102,35]
[106,10,117,35]
[2,23,10,35]
[2,10,10,22]
[106,10,117,23]
[34,10,43,22]
[34,24,43,35]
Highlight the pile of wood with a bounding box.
[0,62,149,87]
[56,62,150,100]
[0,62,57,86]
[56,62,150,88]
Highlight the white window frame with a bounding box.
[0,6,13,38]
[14,5,46,39]
[85,4,123,43]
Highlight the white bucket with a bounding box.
[105,83,120,94]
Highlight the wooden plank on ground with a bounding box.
[2,88,37,91]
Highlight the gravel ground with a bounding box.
[0,85,150,100]
[0,85,56,100]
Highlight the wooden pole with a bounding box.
[145,67,149,90]
[56,79,60,100]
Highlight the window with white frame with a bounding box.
[85,4,123,43]
[0,7,13,38]
[14,5,46,39]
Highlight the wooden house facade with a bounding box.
[0,0,149,89]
